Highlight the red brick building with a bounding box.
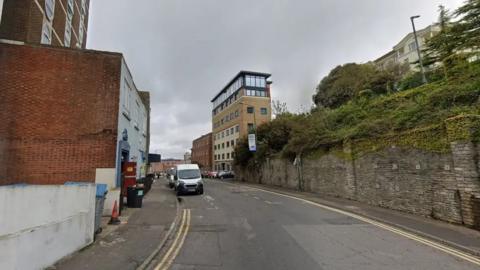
[0,42,149,185]
[191,133,213,170]
[149,159,185,173]
[0,0,90,48]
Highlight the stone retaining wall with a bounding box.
[236,115,480,229]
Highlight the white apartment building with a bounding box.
[375,24,440,70]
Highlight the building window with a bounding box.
[214,145,217,150]
[232,152,235,158]
[77,13,85,48]
[222,132,224,138]
[231,140,235,146]
[45,0,55,21]
[236,125,240,133]
[260,108,268,115]
[247,107,254,114]
[64,23,72,46]
[227,153,230,159]
[246,75,266,87]
[41,20,52,45]
[64,0,74,47]
[81,0,86,13]
[226,129,230,136]
[235,110,239,117]
[248,123,255,133]
[222,143,225,149]
[123,79,132,116]
[408,42,417,52]
[222,154,225,159]
[67,0,74,15]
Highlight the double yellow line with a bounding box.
[154,209,191,270]
[255,187,480,266]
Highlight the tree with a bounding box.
[423,5,460,72]
[312,63,377,108]
[367,62,410,93]
[455,0,480,52]
[271,100,288,116]
[312,62,408,108]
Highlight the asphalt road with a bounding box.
[166,179,478,270]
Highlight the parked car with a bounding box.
[207,171,218,178]
[218,170,235,179]
[173,164,204,196]
[201,171,210,178]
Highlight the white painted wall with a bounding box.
[0,184,96,270]
[103,189,120,216]
[117,58,148,179]
[95,168,120,216]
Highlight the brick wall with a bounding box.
[0,0,34,42]
[0,0,89,48]
[0,43,122,185]
[191,133,213,170]
[236,115,480,229]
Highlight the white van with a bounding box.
[174,164,204,195]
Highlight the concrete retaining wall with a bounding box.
[0,184,96,270]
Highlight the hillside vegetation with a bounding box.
[235,62,480,167]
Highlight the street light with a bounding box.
[410,15,428,84]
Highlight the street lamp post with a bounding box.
[410,15,428,84]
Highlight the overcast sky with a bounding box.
[87,0,464,159]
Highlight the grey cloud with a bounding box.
[87,0,464,158]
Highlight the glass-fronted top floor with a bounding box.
[211,71,271,109]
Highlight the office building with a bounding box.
[211,71,272,171]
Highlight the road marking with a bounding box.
[204,195,215,202]
[154,209,191,270]
[218,181,480,266]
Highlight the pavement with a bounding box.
[154,179,480,270]
[52,179,178,270]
